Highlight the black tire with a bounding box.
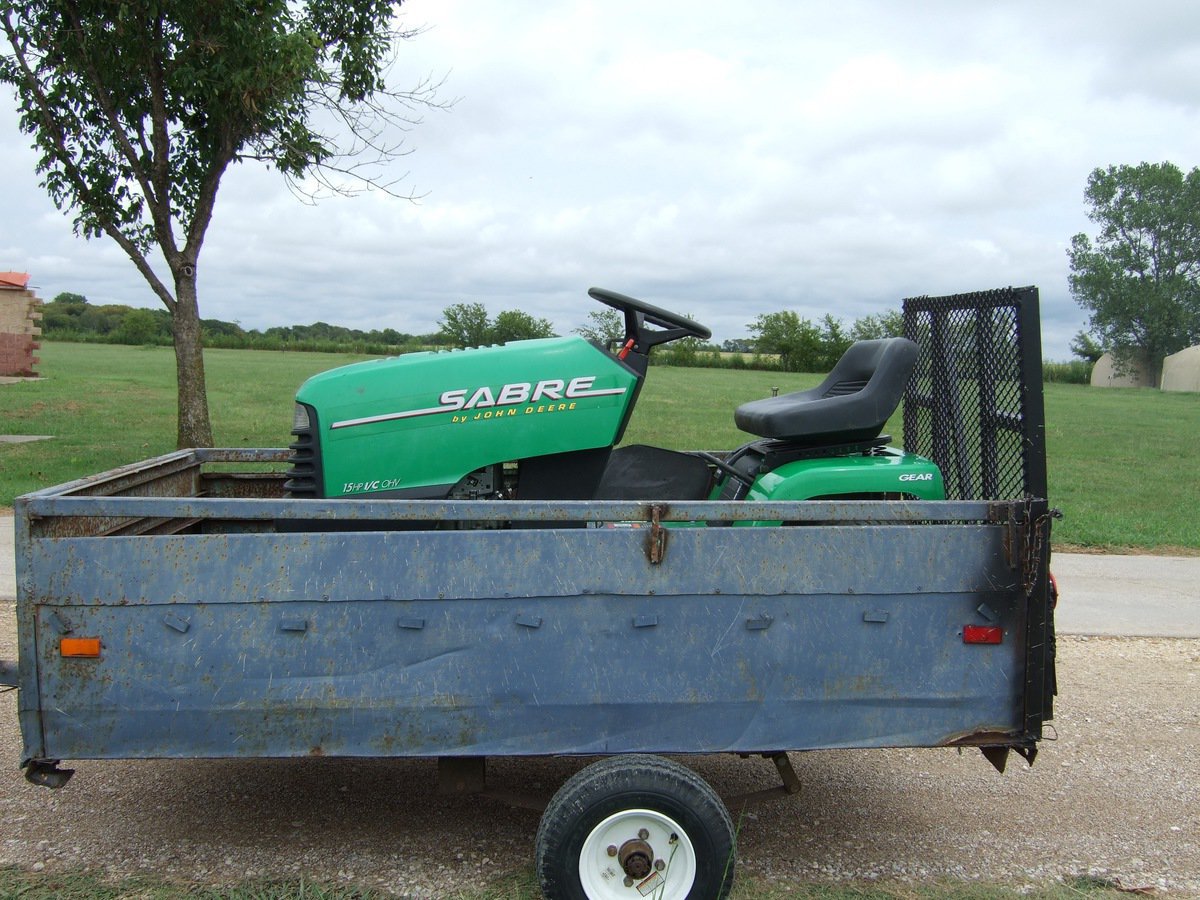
[535,755,735,900]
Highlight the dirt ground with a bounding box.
[2,602,1197,897]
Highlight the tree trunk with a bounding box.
[171,273,214,448]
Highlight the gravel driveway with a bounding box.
[2,602,1197,896]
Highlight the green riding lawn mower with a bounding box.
[285,287,945,512]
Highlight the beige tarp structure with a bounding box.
[1161,345,1200,393]
[1090,352,1153,388]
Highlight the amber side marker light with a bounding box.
[962,625,1003,645]
[60,637,102,658]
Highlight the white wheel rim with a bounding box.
[578,807,697,900]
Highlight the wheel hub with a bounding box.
[617,837,654,879]
[574,806,701,900]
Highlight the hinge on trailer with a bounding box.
[646,503,669,564]
[995,500,1022,573]
[997,499,1059,596]
[1019,500,1062,598]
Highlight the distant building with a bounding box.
[1089,351,1154,388]
[0,271,43,377]
[1161,345,1200,393]
[1089,346,1200,392]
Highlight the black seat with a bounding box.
[734,337,919,446]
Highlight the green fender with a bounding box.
[733,448,945,526]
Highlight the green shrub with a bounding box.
[1043,360,1093,384]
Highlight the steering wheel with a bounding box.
[588,287,712,354]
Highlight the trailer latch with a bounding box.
[646,504,669,564]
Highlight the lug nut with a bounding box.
[638,828,650,840]
[655,859,666,872]
[607,845,617,857]
[623,876,634,887]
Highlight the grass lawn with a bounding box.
[1,342,1197,552]
[0,343,370,500]
[1043,384,1199,552]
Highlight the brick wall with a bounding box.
[0,288,43,377]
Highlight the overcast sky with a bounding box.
[2,0,1198,358]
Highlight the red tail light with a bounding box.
[963,625,1003,645]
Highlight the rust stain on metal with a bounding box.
[645,503,669,564]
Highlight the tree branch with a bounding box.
[60,0,178,257]
[100,220,179,312]
[182,149,234,262]
[145,8,177,255]
[2,9,177,313]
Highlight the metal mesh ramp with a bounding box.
[902,286,1047,501]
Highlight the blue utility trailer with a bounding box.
[3,287,1056,900]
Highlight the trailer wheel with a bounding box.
[535,754,735,900]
